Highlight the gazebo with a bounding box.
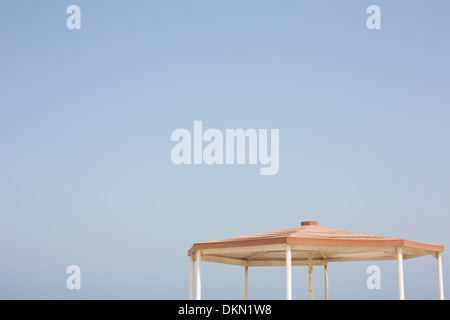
[187,221,444,300]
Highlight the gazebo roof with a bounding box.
[188,221,444,267]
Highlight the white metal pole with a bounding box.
[324,261,328,300]
[244,266,248,300]
[397,247,405,300]
[189,254,194,300]
[437,252,444,300]
[308,251,313,300]
[196,250,202,300]
[286,244,292,300]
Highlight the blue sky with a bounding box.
[0,1,449,299]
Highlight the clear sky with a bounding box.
[0,1,449,299]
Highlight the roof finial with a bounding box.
[301,221,319,226]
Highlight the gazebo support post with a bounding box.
[437,252,444,300]
[196,250,202,300]
[286,244,292,300]
[308,251,313,300]
[397,247,405,300]
[189,254,194,300]
[324,261,328,300]
[244,266,248,300]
